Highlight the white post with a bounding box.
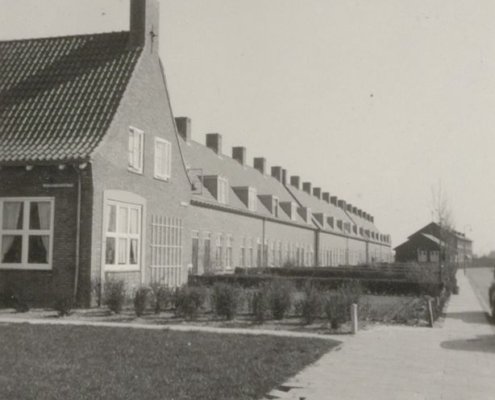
[351,303,358,334]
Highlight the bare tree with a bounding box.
[430,181,455,264]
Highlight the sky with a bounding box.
[1,0,494,255]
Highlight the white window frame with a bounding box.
[225,234,233,269]
[218,177,229,205]
[128,126,144,174]
[248,187,257,212]
[154,137,172,181]
[104,200,142,272]
[0,197,55,270]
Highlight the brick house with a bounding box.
[0,0,191,306]
[177,119,393,274]
[394,222,472,264]
[0,0,393,308]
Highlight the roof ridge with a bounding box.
[0,30,130,45]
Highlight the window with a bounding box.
[151,215,183,268]
[215,234,224,269]
[248,188,257,212]
[0,198,54,270]
[218,177,229,205]
[240,238,246,267]
[128,127,144,173]
[273,197,279,218]
[248,238,253,267]
[226,235,233,269]
[291,203,298,221]
[256,239,262,267]
[154,137,172,180]
[203,233,212,273]
[105,201,142,271]
[191,230,199,274]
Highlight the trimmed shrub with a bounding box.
[251,285,270,323]
[133,287,150,317]
[54,296,73,317]
[268,279,294,320]
[211,283,239,320]
[324,292,346,329]
[299,285,323,325]
[103,280,126,314]
[151,284,174,314]
[174,286,207,320]
[324,281,363,329]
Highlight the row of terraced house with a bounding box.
[0,0,392,307]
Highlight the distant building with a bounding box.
[395,222,472,264]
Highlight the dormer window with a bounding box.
[248,187,257,212]
[327,217,334,228]
[291,203,298,221]
[337,220,343,230]
[203,175,230,205]
[218,177,229,205]
[273,197,279,218]
[128,127,144,174]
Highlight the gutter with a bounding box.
[73,165,82,304]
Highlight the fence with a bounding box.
[150,215,187,287]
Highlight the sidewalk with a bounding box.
[266,271,495,400]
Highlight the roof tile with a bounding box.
[0,31,141,164]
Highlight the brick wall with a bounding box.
[90,46,191,296]
[0,165,93,307]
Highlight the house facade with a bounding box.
[0,0,392,307]
[394,222,472,264]
[177,119,392,274]
[0,0,191,306]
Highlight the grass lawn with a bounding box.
[0,323,337,400]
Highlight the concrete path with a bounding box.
[267,271,495,400]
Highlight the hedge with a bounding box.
[188,275,442,297]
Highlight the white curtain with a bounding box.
[3,201,22,230]
[36,202,51,230]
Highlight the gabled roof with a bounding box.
[0,32,141,164]
[180,138,311,226]
[421,233,444,246]
[285,185,352,231]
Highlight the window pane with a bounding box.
[118,207,128,233]
[129,239,138,265]
[129,208,139,234]
[1,235,22,263]
[3,201,23,230]
[105,237,116,264]
[28,235,49,264]
[29,201,51,230]
[118,238,127,264]
[107,205,116,233]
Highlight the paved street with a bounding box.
[266,271,495,400]
[466,265,495,314]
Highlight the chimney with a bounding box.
[357,209,363,217]
[290,176,300,189]
[352,206,358,214]
[271,166,282,182]
[282,169,287,185]
[253,158,266,174]
[302,182,312,194]
[206,133,222,155]
[232,147,246,166]
[175,117,191,141]
[322,192,330,203]
[370,216,375,223]
[130,0,160,53]
[330,196,338,206]
[313,187,322,199]
[338,200,346,209]
[346,203,353,212]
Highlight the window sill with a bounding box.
[128,167,143,175]
[105,266,140,273]
[153,175,170,182]
[0,264,52,271]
